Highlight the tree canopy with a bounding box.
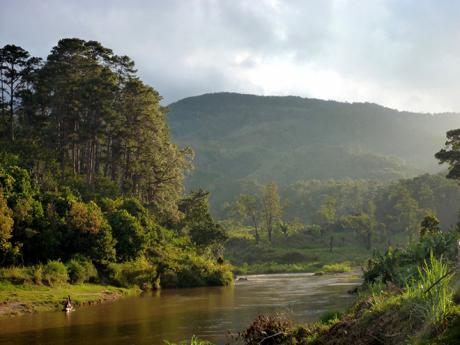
[1,39,192,221]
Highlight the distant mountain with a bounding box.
[167,92,460,208]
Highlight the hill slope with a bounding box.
[167,93,460,207]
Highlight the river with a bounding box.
[0,272,361,345]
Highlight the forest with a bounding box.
[2,39,460,282]
[0,40,231,291]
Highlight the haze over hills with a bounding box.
[167,92,460,207]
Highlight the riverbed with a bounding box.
[0,272,361,345]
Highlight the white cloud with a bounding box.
[1,0,460,112]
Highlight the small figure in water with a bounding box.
[63,295,73,312]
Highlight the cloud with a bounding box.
[1,0,459,112]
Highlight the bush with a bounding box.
[106,257,156,289]
[67,257,98,284]
[107,209,146,261]
[0,266,32,284]
[160,270,179,288]
[239,314,293,345]
[33,264,43,284]
[43,260,68,286]
[206,265,233,286]
[321,262,352,274]
[319,310,344,324]
[404,253,454,325]
[364,230,458,287]
[160,255,233,288]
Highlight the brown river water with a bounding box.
[0,272,361,345]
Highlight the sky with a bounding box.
[1,0,460,113]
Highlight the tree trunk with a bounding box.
[9,75,14,142]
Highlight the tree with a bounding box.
[114,78,192,219]
[178,190,227,250]
[420,213,440,238]
[315,196,337,228]
[66,201,116,264]
[12,38,193,220]
[435,128,460,180]
[0,192,14,264]
[279,221,290,239]
[342,212,374,250]
[108,209,146,262]
[34,39,122,180]
[261,182,281,243]
[0,45,41,142]
[235,194,262,243]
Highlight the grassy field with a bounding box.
[226,228,372,275]
[0,282,140,318]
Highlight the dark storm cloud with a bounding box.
[1,0,459,112]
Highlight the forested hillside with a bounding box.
[168,93,460,209]
[0,40,231,291]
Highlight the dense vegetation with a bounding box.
[168,93,460,212]
[0,40,231,294]
[221,173,460,275]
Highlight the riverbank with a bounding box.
[0,266,352,320]
[235,261,354,276]
[0,282,140,318]
[231,230,460,345]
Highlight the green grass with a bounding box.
[403,253,454,325]
[0,282,140,317]
[234,261,321,275]
[226,232,369,275]
[316,261,352,274]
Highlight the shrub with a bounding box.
[321,262,352,274]
[364,230,458,287]
[239,314,293,345]
[43,260,68,286]
[67,257,98,284]
[404,253,454,325]
[107,209,147,262]
[33,264,43,284]
[207,265,233,286]
[320,310,344,324]
[160,255,233,288]
[105,263,122,286]
[0,266,32,284]
[106,257,156,289]
[160,270,179,288]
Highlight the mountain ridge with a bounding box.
[166,92,460,209]
[168,92,460,116]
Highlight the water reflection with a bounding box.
[0,272,361,345]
